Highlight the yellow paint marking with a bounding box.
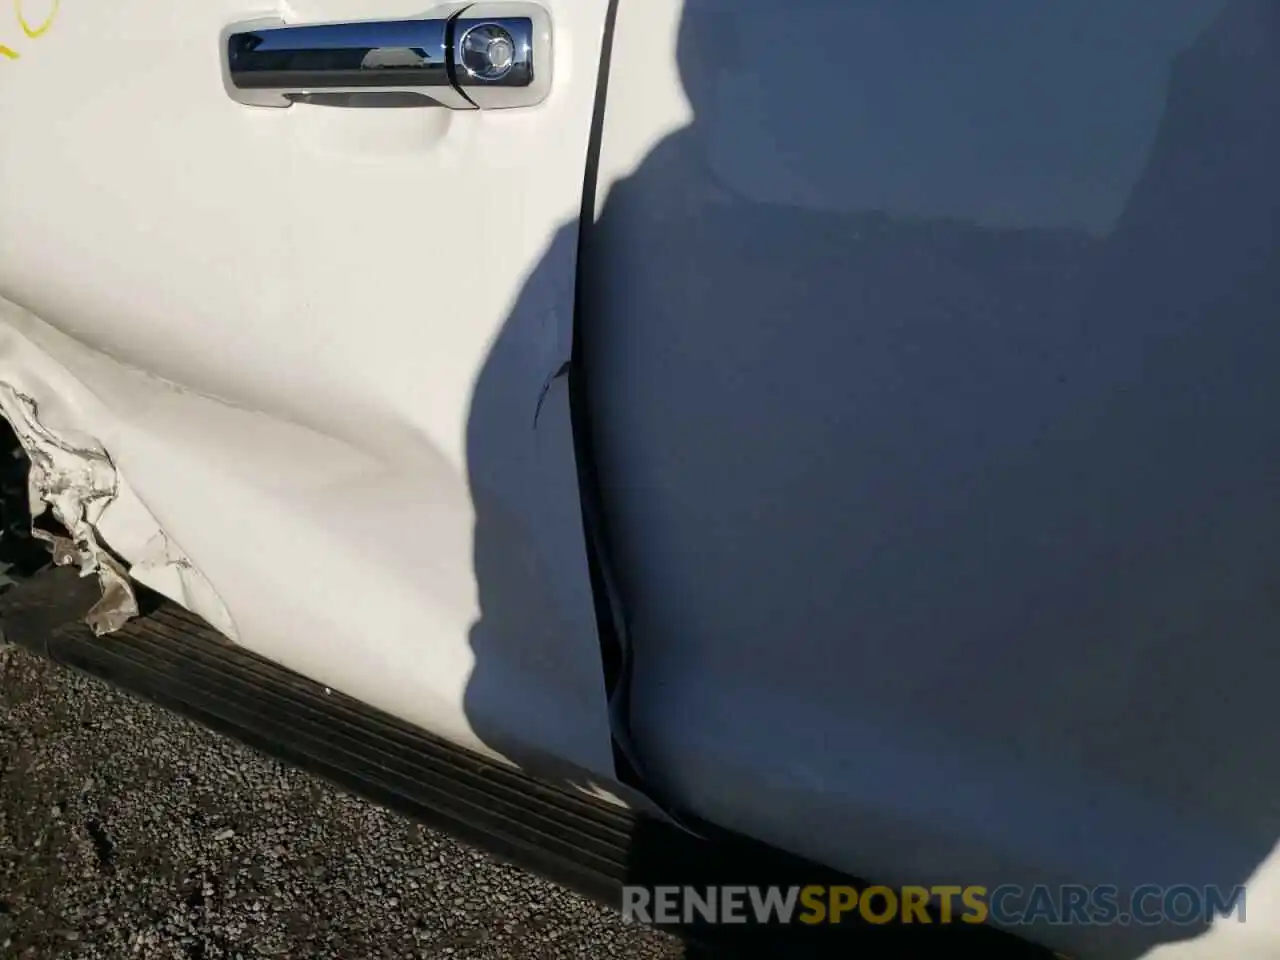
[0,44,18,59]
[16,0,57,38]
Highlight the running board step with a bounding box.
[0,567,1055,959]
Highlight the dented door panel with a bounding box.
[0,0,618,788]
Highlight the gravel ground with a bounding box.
[0,641,684,959]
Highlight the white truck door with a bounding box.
[0,0,618,784]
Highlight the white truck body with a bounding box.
[3,1,1279,956]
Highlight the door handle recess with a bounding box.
[222,2,551,109]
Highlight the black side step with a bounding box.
[0,567,1057,959]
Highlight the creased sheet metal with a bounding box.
[0,383,235,640]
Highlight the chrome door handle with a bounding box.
[222,2,551,109]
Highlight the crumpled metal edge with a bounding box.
[0,384,139,635]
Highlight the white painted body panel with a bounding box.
[0,0,618,787]
[4,0,1280,956]
[587,0,1280,957]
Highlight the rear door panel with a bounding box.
[0,0,617,782]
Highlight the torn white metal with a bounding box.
[0,383,138,635]
[93,478,238,642]
[0,383,235,640]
